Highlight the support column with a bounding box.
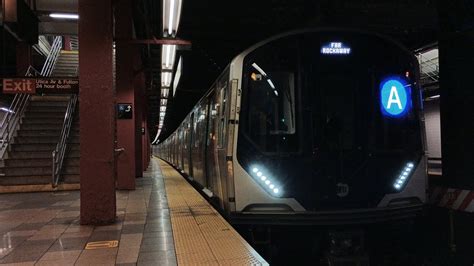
[115,0,136,189]
[439,0,474,189]
[142,119,148,170]
[79,0,116,224]
[16,42,31,75]
[134,72,145,177]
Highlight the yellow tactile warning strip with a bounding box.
[159,159,269,266]
[85,240,119,250]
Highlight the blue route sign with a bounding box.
[380,79,411,117]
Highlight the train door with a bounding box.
[172,134,177,165]
[189,113,194,178]
[215,74,231,210]
[205,90,220,200]
[178,128,184,170]
[191,102,208,186]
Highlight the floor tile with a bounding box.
[0,239,54,264]
[137,250,176,262]
[47,237,89,251]
[37,250,81,265]
[13,223,45,231]
[121,224,145,234]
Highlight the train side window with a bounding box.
[217,82,228,148]
[208,94,217,147]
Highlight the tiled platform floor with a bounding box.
[0,158,177,266]
[0,158,267,266]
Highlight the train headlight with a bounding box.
[393,162,416,190]
[249,166,283,197]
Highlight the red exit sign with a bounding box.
[3,78,36,94]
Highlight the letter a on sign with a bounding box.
[380,79,409,117]
[387,86,402,110]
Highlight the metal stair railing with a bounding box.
[52,94,78,187]
[70,36,79,51]
[0,66,40,160]
[0,36,62,162]
[41,36,63,77]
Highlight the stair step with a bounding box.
[1,166,79,176]
[63,158,80,167]
[68,136,79,144]
[52,70,77,74]
[0,182,80,193]
[63,175,80,184]
[66,144,80,152]
[14,136,59,144]
[52,74,77,77]
[22,118,63,124]
[8,151,52,159]
[21,124,62,130]
[0,175,51,186]
[17,130,61,137]
[2,166,52,176]
[11,143,55,152]
[29,101,68,107]
[26,112,66,119]
[30,96,70,102]
[55,63,78,66]
[26,107,67,113]
[65,150,80,158]
[52,70,76,73]
[4,158,51,167]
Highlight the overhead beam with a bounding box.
[117,38,192,49]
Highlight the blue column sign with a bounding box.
[380,78,411,117]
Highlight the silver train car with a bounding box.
[154,29,427,225]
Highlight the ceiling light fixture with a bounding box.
[49,13,79,20]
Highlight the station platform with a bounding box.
[0,157,267,265]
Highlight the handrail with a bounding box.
[52,94,78,187]
[0,36,62,161]
[0,66,39,158]
[41,36,62,77]
[70,36,79,51]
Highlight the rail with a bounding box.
[0,36,62,164]
[41,36,62,77]
[52,94,78,187]
[70,36,79,51]
[0,66,40,159]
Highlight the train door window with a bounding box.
[208,92,217,147]
[217,81,228,148]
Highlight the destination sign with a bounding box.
[321,42,351,55]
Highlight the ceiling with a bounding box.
[156,0,439,141]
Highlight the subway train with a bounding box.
[154,29,427,225]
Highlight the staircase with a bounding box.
[51,50,78,77]
[0,96,79,190]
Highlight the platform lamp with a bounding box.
[161,72,172,87]
[162,45,177,70]
[161,88,170,99]
[162,0,183,38]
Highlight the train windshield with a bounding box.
[238,31,423,209]
[240,38,299,153]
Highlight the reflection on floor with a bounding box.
[0,158,177,266]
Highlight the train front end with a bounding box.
[231,30,426,224]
